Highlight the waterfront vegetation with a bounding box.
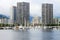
[0,23,60,27]
[0,23,22,27]
[0,24,15,27]
[46,24,60,26]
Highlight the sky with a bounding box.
[0,0,60,19]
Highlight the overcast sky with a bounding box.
[0,0,60,19]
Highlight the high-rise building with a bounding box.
[13,6,17,24]
[53,18,58,24]
[16,2,30,26]
[42,3,53,25]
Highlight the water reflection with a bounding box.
[42,29,54,40]
[29,28,42,40]
[13,29,30,40]
[0,28,60,40]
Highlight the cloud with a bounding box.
[30,4,41,16]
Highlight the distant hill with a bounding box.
[29,16,33,22]
[0,14,9,19]
[54,16,60,18]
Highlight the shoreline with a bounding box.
[0,26,60,30]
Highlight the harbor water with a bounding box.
[0,28,60,40]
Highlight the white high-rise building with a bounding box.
[31,16,40,26]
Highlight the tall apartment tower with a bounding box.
[13,6,17,24]
[42,3,53,25]
[16,2,30,26]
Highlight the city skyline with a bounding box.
[0,0,60,19]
